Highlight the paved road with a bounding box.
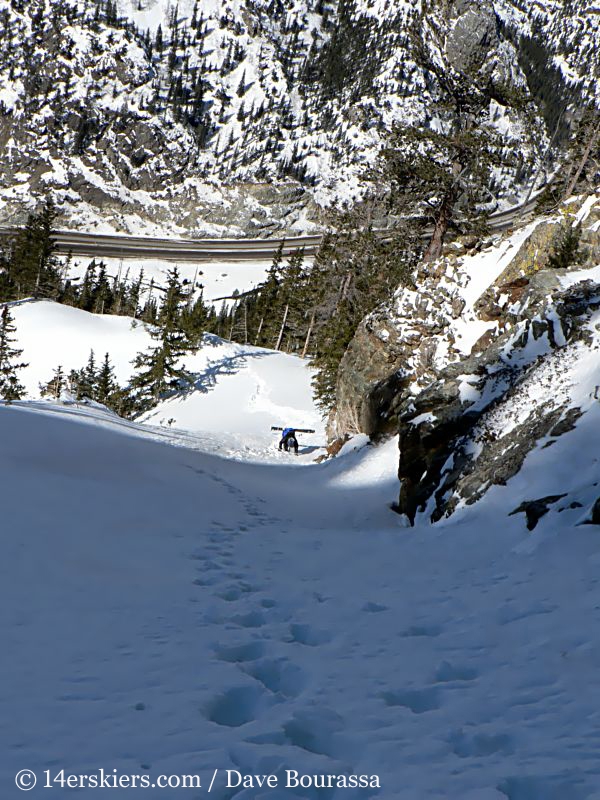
[0,199,537,262]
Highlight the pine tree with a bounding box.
[180,289,210,348]
[96,352,118,405]
[40,365,66,400]
[129,267,194,412]
[253,242,284,347]
[77,260,97,311]
[381,122,501,261]
[91,261,113,313]
[1,199,61,300]
[0,305,28,402]
[72,349,98,399]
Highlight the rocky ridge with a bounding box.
[0,0,597,234]
[331,193,600,525]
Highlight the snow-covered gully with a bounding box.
[3,339,600,798]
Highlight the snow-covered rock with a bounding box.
[0,0,597,233]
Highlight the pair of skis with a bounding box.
[270,426,315,433]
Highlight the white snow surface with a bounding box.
[3,291,600,796]
[2,365,600,797]
[65,255,278,307]
[9,300,324,462]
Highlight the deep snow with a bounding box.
[3,300,600,798]
[3,390,600,799]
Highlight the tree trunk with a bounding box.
[275,304,289,350]
[301,311,315,358]
[564,125,599,201]
[254,315,264,345]
[423,194,452,262]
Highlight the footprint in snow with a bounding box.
[214,641,266,663]
[231,610,266,629]
[449,729,514,758]
[363,601,388,613]
[205,684,265,728]
[216,581,258,601]
[381,687,442,714]
[282,707,346,757]
[287,623,332,647]
[244,658,306,698]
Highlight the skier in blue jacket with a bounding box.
[278,427,299,455]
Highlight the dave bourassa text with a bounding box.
[226,770,381,789]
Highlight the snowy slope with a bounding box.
[11,301,153,395]
[9,300,324,461]
[140,336,324,461]
[3,378,600,798]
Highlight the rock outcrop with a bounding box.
[1,0,597,232]
[332,194,600,523]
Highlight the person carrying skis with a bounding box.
[278,427,299,455]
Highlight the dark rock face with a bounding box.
[591,498,600,526]
[328,194,600,525]
[394,275,599,524]
[331,199,599,498]
[509,495,567,531]
[445,1,499,74]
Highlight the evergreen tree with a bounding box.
[0,305,28,402]
[129,267,194,412]
[381,122,501,261]
[96,352,119,405]
[180,289,210,348]
[77,260,97,311]
[91,261,113,313]
[547,223,583,270]
[40,365,66,400]
[0,199,61,300]
[72,349,98,399]
[307,224,419,411]
[253,242,284,347]
[272,248,307,351]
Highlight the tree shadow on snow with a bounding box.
[178,349,272,399]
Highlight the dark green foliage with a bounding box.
[0,305,28,402]
[128,267,195,413]
[96,352,119,406]
[547,224,583,271]
[380,119,503,262]
[68,349,132,415]
[70,349,98,400]
[218,226,419,413]
[0,199,62,301]
[309,226,419,411]
[180,290,214,348]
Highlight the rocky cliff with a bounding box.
[332,193,600,525]
[0,0,597,233]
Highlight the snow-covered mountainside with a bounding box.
[330,192,600,525]
[0,0,597,233]
[4,325,600,798]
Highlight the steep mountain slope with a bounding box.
[0,0,597,233]
[331,192,600,524]
[4,353,600,797]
